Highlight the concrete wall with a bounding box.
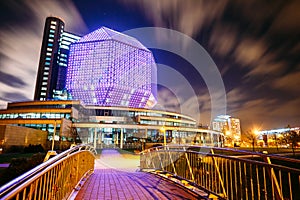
[0,125,47,150]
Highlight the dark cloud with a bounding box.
[1,92,30,102]
[270,0,300,34]
[272,71,300,93]
[0,70,27,87]
[0,1,32,27]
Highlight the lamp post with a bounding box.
[51,120,57,151]
[160,127,166,147]
[44,120,58,162]
[252,129,259,152]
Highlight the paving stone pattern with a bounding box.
[74,149,201,200]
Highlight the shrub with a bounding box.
[24,144,45,153]
[5,145,24,153]
[0,152,45,186]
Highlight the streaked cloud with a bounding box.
[272,71,300,93]
[120,0,228,37]
[0,100,8,110]
[1,0,299,131]
[155,87,180,113]
[0,0,87,102]
[0,70,27,88]
[209,24,237,58]
[120,0,300,130]
[234,38,267,67]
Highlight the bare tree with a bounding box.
[242,130,259,152]
[288,131,300,156]
[279,125,300,156]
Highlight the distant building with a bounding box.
[228,117,241,139]
[34,17,81,101]
[213,115,241,146]
[257,127,300,147]
[0,100,223,149]
[66,27,157,108]
[212,115,230,132]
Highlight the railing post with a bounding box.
[263,154,284,200]
[148,150,156,169]
[156,147,164,170]
[167,146,177,175]
[94,128,97,149]
[120,128,123,149]
[51,120,57,151]
[211,149,227,198]
[183,147,195,182]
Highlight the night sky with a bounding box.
[0,0,299,131]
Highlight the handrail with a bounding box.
[147,145,300,165]
[148,148,300,173]
[141,145,300,200]
[0,144,96,199]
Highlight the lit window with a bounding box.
[48,38,54,42]
[51,21,57,25]
[47,48,52,52]
[50,30,55,33]
[50,25,56,29]
[60,45,69,50]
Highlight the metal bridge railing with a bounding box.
[140,145,300,200]
[0,144,96,200]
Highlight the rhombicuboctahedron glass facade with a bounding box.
[66,27,157,108]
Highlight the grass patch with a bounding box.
[0,168,6,173]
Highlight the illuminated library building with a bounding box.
[0,17,223,149]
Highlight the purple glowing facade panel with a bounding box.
[66,27,157,108]
[78,27,148,51]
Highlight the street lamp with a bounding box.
[253,129,259,136]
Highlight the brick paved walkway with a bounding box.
[73,149,202,200]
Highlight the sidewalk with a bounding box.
[74,149,201,200]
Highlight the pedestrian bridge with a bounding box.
[0,145,300,200]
